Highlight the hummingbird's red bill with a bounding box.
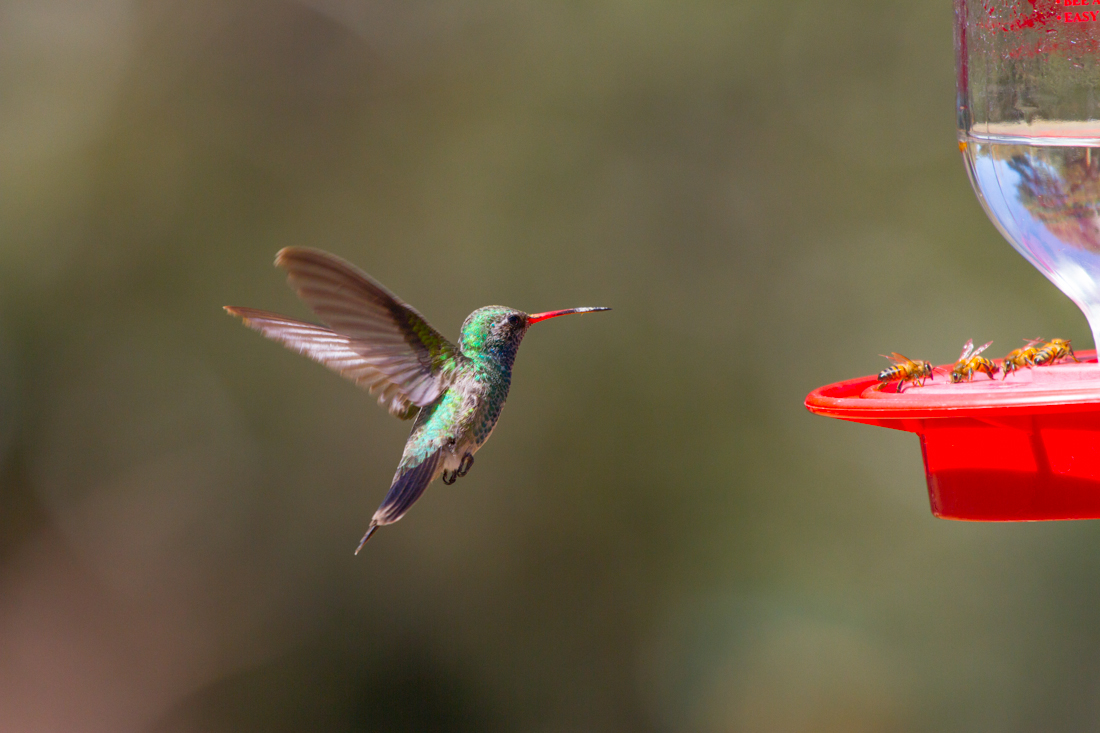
[527,307,611,324]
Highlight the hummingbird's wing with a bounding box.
[227,247,460,419]
[224,307,426,419]
[355,448,443,553]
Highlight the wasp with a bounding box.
[1001,338,1044,379]
[1033,338,1078,366]
[877,352,934,392]
[950,339,998,383]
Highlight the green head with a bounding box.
[458,305,611,365]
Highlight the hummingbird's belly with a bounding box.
[442,412,497,470]
[405,367,508,473]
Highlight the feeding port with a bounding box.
[806,353,1100,520]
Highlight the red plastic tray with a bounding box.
[805,351,1100,521]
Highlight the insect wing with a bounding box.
[956,339,975,363]
[970,341,993,358]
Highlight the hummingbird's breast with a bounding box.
[398,359,513,474]
[453,360,512,450]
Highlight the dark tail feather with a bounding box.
[360,521,382,550]
[354,450,441,554]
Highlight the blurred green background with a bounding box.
[3,1,1100,731]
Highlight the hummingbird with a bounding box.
[225,247,610,553]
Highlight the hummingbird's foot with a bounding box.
[457,453,474,477]
[442,469,457,485]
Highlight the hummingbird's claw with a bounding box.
[354,524,378,554]
[442,470,457,485]
[457,453,474,478]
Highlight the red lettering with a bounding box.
[1092,10,1098,19]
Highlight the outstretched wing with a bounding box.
[956,339,975,363]
[227,247,460,418]
[355,448,443,553]
[225,307,422,419]
[971,340,993,358]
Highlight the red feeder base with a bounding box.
[805,351,1100,521]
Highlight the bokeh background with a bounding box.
[3,1,1100,731]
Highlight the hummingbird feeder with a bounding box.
[806,353,1100,521]
[807,1,1100,521]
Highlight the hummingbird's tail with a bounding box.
[354,524,379,554]
[353,449,443,555]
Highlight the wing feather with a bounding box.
[225,307,418,419]
[226,247,463,419]
[274,248,459,411]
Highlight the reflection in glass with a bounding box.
[963,130,1100,347]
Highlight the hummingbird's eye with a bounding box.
[506,314,522,326]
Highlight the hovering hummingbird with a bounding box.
[225,248,610,553]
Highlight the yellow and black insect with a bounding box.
[1001,338,1044,379]
[1033,338,1078,366]
[951,339,998,383]
[877,353,934,392]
